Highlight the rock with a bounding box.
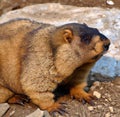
[105,112,111,117]
[43,111,51,117]
[102,95,106,99]
[105,93,110,97]
[93,81,101,87]
[90,86,96,91]
[26,108,44,117]
[111,102,116,106]
[109,106,114,113]
[100,87,103,90]
[88,106,94,111]
[92,56,117,77]
[97,105,102,109]
[0,103,10,117]
[93,91,101,99]
[106,0,115,5]
[9,110,15,116]
[108,97,112,101]
[105,99,108,102]
[90,81,101,91]
[0,3,120,78]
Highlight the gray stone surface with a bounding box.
[0,103,10,117]
[26,109,44,117]
[43,111,51,117]
[0,3,120,78]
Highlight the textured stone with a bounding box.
[43,111,51,117]
[109,106,114,113]
[92,56,117,77]
[93,81,101,87]
[97,105,102,109]
[88,106,94,111]
[0,103,10,117]
[106,0,114,5]
[26,109,44,117]
[105,112,111,117]
[93,91,101,99]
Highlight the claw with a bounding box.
[48,102,68,116]
[71,90,96,106]
[92,95,98,100]
[17,100,25,106]
[81,98,95,106]
[59,102,67,109]
[57,109,66,115]
[59,108,69,114]
[88,100,95,106]
[82,99,86,104]
[60,102,67,105]
[51,112,56,117]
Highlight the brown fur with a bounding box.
[0,19,110,112]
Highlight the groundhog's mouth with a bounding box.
[92,54,102,60]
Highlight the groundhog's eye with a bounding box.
[80,34,92,45]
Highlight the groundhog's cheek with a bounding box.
[94,42,104,54]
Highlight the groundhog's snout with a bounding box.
[99,33,110,52]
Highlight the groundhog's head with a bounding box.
[53,23,110,63]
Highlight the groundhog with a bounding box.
[0,19,110,114]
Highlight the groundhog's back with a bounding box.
[0,19,51,93]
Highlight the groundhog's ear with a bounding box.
[63,29,73,43]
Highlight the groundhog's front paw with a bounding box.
[47,102,68,116]
[70,87,95,105]
[8,94,30,105]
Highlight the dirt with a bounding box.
[2,77,120,117]
[0,0,120,117]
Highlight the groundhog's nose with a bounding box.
[103,43,110,51]
[99,33,110,51]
